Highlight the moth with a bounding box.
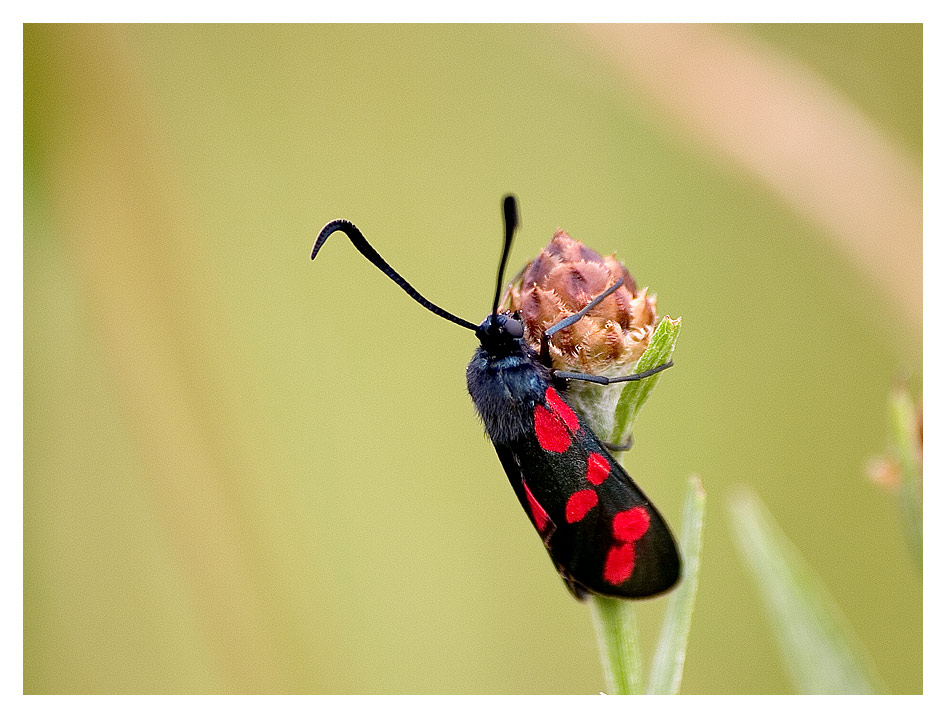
[311,196,680,599]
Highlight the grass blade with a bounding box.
[648,476,706,694]
[728,489,886,694]
[889,386,922,566]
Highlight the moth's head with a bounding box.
[476,310,524,351]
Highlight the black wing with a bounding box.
[492,387,680,599]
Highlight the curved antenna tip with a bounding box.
[309,217,479,333]
[502,195,518,231]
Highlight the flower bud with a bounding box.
[502,229,657,376]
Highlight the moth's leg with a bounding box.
[544,278,624,340]
[602,435,634,452]
[552,361,673,385]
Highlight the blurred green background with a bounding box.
[24,24,921,693]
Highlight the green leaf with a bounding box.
[648,476,706,694]
[889,386,922,566]
[588,596,644,694]
[609,316,682,446]
[728,489,886,694]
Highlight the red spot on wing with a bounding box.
[565,489,599,523]
[545,387,579,431]
[599,507,652,585]
[534,404,571,453]
[586,452,610,486]
[603,542,636,585]
[523,482,549,532]
[612,506,651,543]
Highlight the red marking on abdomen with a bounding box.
[603,543,636,585]
[612,506,650,543]
[565,489,598,523]
[534,404,571,453]
[545,387,579,431]
[523,482,550,532]
[586,452,610,485]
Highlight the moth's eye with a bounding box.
[504,318,524,338]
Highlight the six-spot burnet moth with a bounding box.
[311,196,680,599]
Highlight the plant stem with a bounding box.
[577,319,681,695]
[589,596,644,694]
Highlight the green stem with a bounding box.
[589,595,644,694]
[576,317,682,695]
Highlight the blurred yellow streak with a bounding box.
[30,25,294,691]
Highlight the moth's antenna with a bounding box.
[312,219,479,332]
[492,195,519,321]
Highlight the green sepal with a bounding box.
[609,316,682,446]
